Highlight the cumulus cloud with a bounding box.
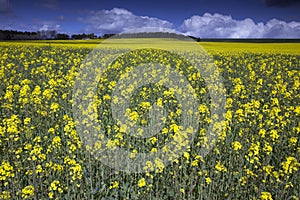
[181,13,300,38]
[0,0,12,14]
[80,8,174,34]
[39,24,60,31]
[30,18,62,32]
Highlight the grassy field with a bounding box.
[0,39,299,199]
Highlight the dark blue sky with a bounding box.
[1,0,300,38]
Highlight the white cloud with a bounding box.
[39,24,60,31]
[181,13,300,38]
[80,8,174,34]
[122,27,179,34]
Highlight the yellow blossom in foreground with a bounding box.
[260,192,273,200]
[0,191,10,199]
[215,161,227,173]
[205,177,212,184]
[180,188,185,194]
[50,102,60,112]
[21,185,34,199]
[109,181,119,189]
[281,156,299,174]
[50,180,60,191]
[263,165,274,176]
[23,117,31,125]
[0,161,14,181]
[1,39,300,199]
[149,136,157,144]
[138,178,146,187]
[48,192,54,199]
[154,158,165,173]
[232,141,242,151]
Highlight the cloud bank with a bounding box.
[181,13,300,38]
[80,8,173,34]
[39,24,60,31]
[80,9,300,38]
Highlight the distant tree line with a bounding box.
[113,32,200,41]
[0,30,103,40]
[0,29,204,41]
[0,30,130,40]
[0,30,62,40]
[2,30,298,42]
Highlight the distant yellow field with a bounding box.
[1,39,299,54]
[199,42,300,54]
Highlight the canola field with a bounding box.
[0,39,299,200]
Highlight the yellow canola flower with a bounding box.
[144,161,154,172]
[52,136,61,147]
[154,158,165,173]
[0,191,11,199]
[4,90,13,102]
[180,188,185,194]
[0,161,14,181]
[23,117,31,125]
[50,180,60,191]
[103,94,110,100]
[294,106,300,115]
[183,151,190,160]
[170,123,180,133]
[263,165,274,176]
[138,178,146,188]
[205,177,212,184]
[140,101,151,109]
[289,137,297,146]
[281,156,299,174]
[231,141,242,151]
[130,149,137,158]
[149,136,157,144]
[269,130,279,142]
[21,185,34,199]
[198,104,209,114]
[259,129,266,138]
[43,89,52,100]
[129,111,139,121]
[48,192,54,199]
[20,85,30,97]
[263,142,273,155]
[215,161,227,173]
[109,181,119,189]
[260,192,273,200]
[50,102,60,112]
[156,97,163,107]
[36,164,43,174]
[4,114,21,134]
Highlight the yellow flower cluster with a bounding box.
[0,161,14,183]
[0,41,299,199]
[21,185,34,199]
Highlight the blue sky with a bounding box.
[1,0,300,38]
